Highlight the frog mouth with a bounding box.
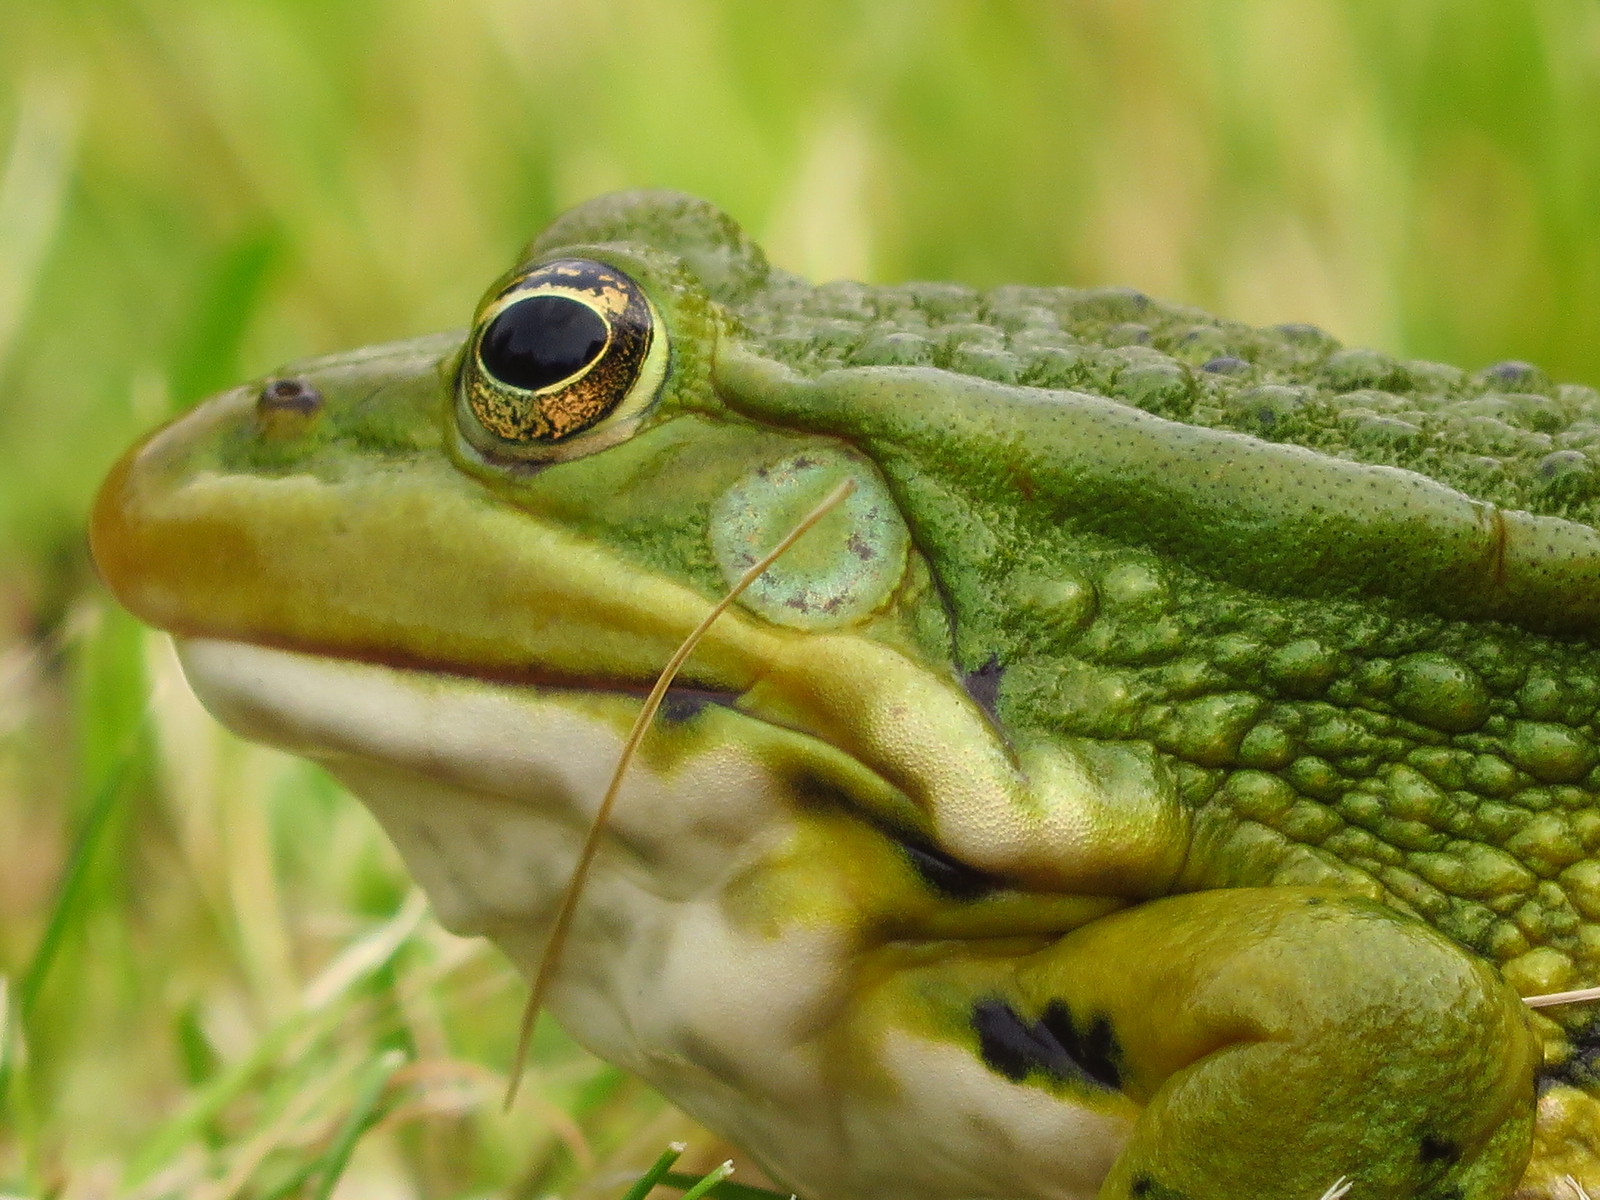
[168,632,912,837]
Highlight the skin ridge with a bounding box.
[733,277,1600,533]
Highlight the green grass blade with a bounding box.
[122,893,424,1187]
[670,1161,736,1200]
[307,1048,405,1200]
[617,1143,687,1200]
[15,739,139,1022]
[166,225,284,410]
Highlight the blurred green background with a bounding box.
[4,1,1600,1196]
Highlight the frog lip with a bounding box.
[168,632,902,814]
[178,626,749,710]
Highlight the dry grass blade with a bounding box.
[503,477,857,1108]
[301,890,429,1012]
[1524,986,1600,1010]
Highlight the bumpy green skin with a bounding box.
[94,190,1600,1200]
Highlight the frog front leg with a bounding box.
[879,888,1538,1200]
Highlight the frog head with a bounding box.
[91,191,1172,1198]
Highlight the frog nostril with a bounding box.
[257,377,324,416]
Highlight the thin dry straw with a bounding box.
[1523,985,1600,1010]
[504,477,857,1108]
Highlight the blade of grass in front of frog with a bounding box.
[617,1143,688,1200]
[668,1160,736,1200]
[1524,985,1600,1009]
[504,477,858,1109]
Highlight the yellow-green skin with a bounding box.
[91,191,1600,1200]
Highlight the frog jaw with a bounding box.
[172,635,842,1044]
[171,635,890,947]
[173,635,1133,1200]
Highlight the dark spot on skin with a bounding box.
[973,999,1055,1082]
[791,456,816,470]
[971,998,1123,1091]
[962,655,1004,718]
[1420,1135,1459,1165]
[1128,1174,1192,1200]
[846,532,876,561]
[658,691,713,722]
[1040,1001,1123,1089]
[1305,896,1325,906]
[898,835,1000,901]
[1483,360,1540,386]
[787,771,853,811]
[1202,356,1248,374]
[257,377,323,415]
[1539,450,1587,478]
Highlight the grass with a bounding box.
[3,1,1600,1196]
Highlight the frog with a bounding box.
[89,189,1600,1200]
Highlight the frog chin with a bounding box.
[172,635,806,933]
[171,636,860,1077]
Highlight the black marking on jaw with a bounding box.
[973,999,1057,1082]
[787,770,1002,902]
[897,834,1001,901]
[1040,1001,1122,1089]
[972,998,1123,1091]
[653,687,741,723]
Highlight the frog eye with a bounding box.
[456,258,667,462]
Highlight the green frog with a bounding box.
[91,190,1600,1200]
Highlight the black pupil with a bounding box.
[479,294,608,391]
